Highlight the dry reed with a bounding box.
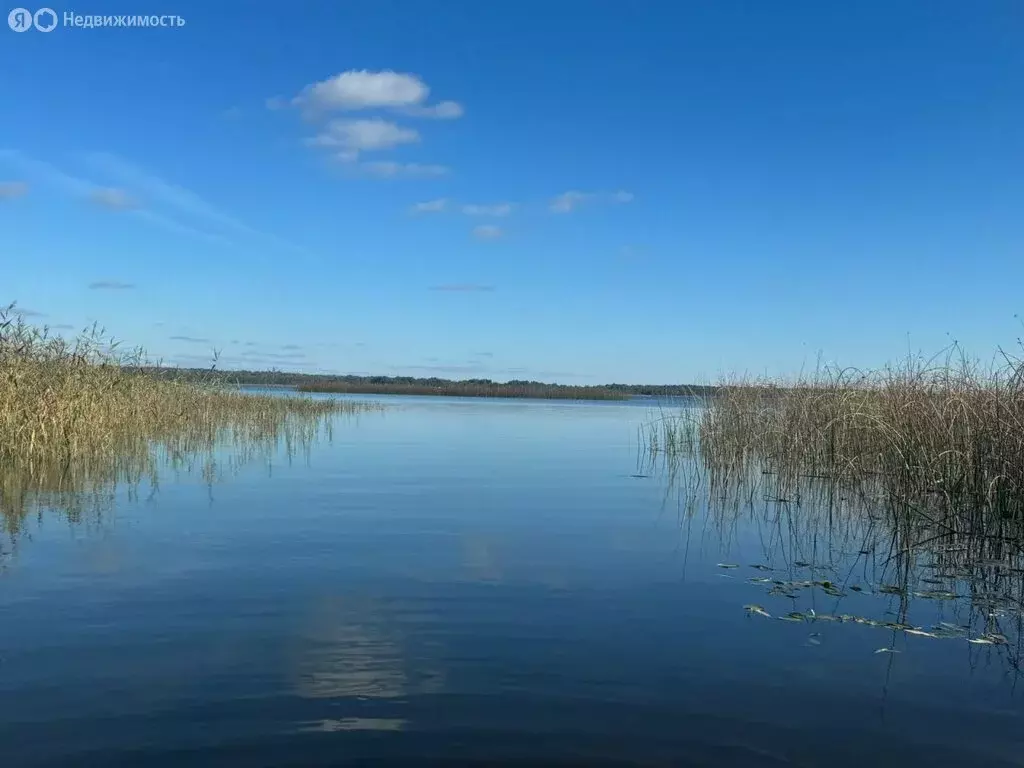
[649,341,1024,523]
[0,304,379,530]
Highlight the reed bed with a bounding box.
[649,342,1024,523]
[0,305,379,530]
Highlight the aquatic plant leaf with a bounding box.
[982,633,1008,645]
[904,628,938,638]
[878,584,906,596]
[747,577,773,584]
[968,638,996,645]
[849,585,863,592]
[874,647,900,654]
[882,621,914,631]
[779,611,806,622]
[749,564,773,571]
[744,604,771,618]
[913,590,959,601]
[807,633,822,646]
[717,563,740,569]
[818,582,846,597]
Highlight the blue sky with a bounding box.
[2,0,1022,383]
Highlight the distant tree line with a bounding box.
[140,367,721,400]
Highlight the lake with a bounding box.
[2,394,1023,766]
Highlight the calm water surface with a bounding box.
[2,395,1023,766]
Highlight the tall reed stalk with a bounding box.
[0,304,378,530]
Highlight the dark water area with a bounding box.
[2,396,1023,766]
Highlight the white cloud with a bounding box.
[291,70,463,120]
[411,198,449,213]
[308,118,420,158]
[462,203,513,217]
[283,71,460,180]
[549,190,593,213]
[296,70,429,112]
[361,161,449,178]
[550,189,634,213]
[472,224,503,240]
[401,100,464,120]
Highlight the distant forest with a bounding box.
[142,367,720,401]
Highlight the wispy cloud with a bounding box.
[6,305,46,317]
[472,224,503,240]
[0,149,94,196]
[549,190,592,213]
[410,198,449,213]
[164,353,224,367]
[472,351,495,358]
[132,209,232,247]
[0,150,232,246]
[169,335,211,344]
[163,352,313,371]
[550,189,634,213]
[83,152,311,256]
[462,203,513,217]
[88,187,138,210]
[88,280,136,290]
[429,283,496,292]
[308,118,420,160]
[241,349,306,361]
[399,364,488,374]
[360,161,449,178]
[0,181,28,199]
[400,100,464,119]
